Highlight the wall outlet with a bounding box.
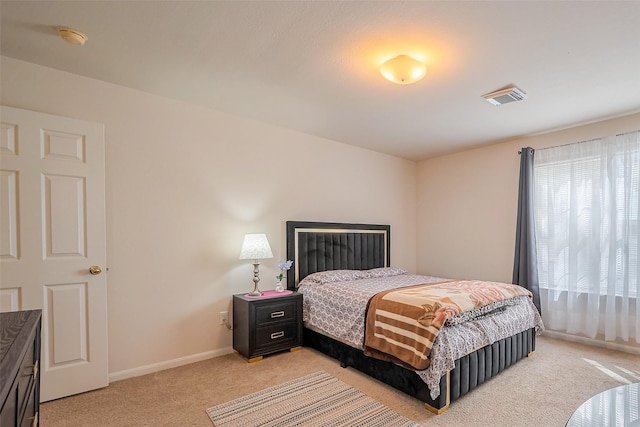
[219,311,229,325]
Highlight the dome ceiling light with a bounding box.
[380,55,426,85]
[58,27,88,45]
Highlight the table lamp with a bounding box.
[239,233,274,296]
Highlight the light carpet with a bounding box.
[206,371,421,427]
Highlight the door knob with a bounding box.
[89,265,102,275]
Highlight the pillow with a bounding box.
[366,267,407,278]
[298,267,407,288]
[299,269,369,286]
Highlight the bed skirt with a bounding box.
[303,327,536,413]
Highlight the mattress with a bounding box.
[298,270,544,398]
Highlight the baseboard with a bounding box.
[542,330,640,356]
[109,346,235,383]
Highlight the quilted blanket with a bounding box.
[363,280,533,370]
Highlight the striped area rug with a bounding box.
[206,371,421,426]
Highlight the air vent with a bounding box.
[482,86,527,106]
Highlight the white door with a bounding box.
[0,106,108,401]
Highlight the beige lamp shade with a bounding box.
[380,55,426,85]
[239,234,274,260]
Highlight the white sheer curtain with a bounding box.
[534,130,640,344]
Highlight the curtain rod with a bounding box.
[517,147,534,155]
[517,129,639,154]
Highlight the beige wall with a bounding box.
[3,54,638,379]
[416,111,640,283]
[1,57,417,378]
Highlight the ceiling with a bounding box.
[1,1,640,161]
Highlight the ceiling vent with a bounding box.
[482,85,527,106]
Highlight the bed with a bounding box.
[285,220,543,414]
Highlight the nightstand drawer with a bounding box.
[255,322,298,349]
[255,301,298,326]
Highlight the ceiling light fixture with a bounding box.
[58,27,88,46]
[380,55,426,85]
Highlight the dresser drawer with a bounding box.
[0,310,41,427]
[20,386,37,427]
[1,380,18,427]
[17,337,38,422]
[255,301,298,326]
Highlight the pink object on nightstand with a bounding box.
[244,290,293,298]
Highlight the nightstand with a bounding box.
[233,292,303,362]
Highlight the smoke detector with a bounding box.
[58,27,88,46]
[482,85,527,106]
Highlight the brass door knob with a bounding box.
[89,265,102,275]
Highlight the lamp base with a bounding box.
[248,262,262,296]
[247,288,262,297]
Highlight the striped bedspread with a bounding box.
[363,280,533,370]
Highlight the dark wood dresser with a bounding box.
[0,310,42,427]
[233,292,302,362]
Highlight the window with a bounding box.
[533,131,639,342]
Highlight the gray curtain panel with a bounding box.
[513,147,541,313]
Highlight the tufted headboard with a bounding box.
[285,221,390,290]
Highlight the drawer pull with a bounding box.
[22,360,38,377]
[29,412,38,427]
[271,331,285,339]
[270,311,285,318]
